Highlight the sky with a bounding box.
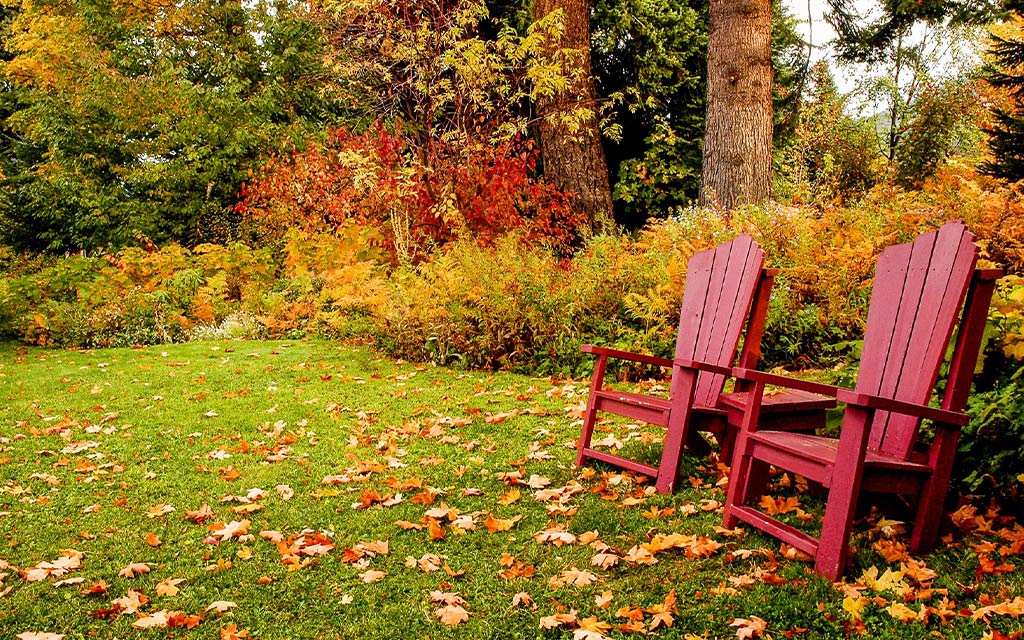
[780,0,983,99]
[784,0,839,63]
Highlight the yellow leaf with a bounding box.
[887,602,918,623]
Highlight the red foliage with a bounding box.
[237,123,586,259]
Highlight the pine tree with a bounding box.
[984,27,1024,181]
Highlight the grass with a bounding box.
[0,339,1021,639]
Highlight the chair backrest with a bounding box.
[675,234,766,407]
[855,221,979,459]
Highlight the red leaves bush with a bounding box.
[237,123,586,260]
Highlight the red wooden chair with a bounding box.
[575,234,776,493]
[722,221,1002,579]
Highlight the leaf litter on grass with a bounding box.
[0,340,1023,639]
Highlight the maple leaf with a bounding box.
[971,596,1024,620]
[533,525,576,546]
[220,623,250,640]
[900,559,938,586]
[118,562,152,578]
[758,495,801,515]
[540,610,579,629]
[206,600,238,613]
[144,532,162,547]
[186,504,214,523]
[132,610,172,629]
[527,474,551,489]
[573,616,613,639]
[81,580,109,596]
[511,592,534,608]
[358,569,386,583]
[595,590,614,609]
[156,578,185,597]
[147,503,175,518]
[112,589,150,614]
[623,546,657,565]
[275,484,294,500]
[498,489,522,505]
[730,616,768,639]
[549,567,599,588]
[429,591,467,606]
[887,602,919,622]
[52,577,85,588]
[483,514,521,533]
[435,604,470,625]
[16,633,64,640]
[208,519,251,541]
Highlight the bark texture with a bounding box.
[700,0,773,209]
[533,0,614,233]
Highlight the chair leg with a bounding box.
[723,452,770,528]
[908,475,946,554]
[815,408,872,581]
[574,403,599,468]
[655,368,698,493]
[576,356,608,468]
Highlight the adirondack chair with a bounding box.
[722,221,1002,579]
[575,235,779,494]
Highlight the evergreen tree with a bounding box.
[984,22,1024,181]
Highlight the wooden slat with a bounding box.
[579,448,659,478]
[728,506,820,556]
[697,236,764,406]
[689,238,736,364]
[857,241,913,396]
[674,248,715,360]
[876,224,977,457]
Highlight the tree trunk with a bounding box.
[533,0,614,233]
[700,0,773,210]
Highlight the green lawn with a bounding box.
[0,340,1021,639]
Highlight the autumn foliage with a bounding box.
[237,124,585,260]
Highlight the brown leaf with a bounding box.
[206,600,237,613]
[131,610,172,629]
[511,592,534,608]
[144,532,162,547]
[118,562,151,578]
[156,578,185,597]
[358,569,386,584]
[220,623,250,640]
[435,604,470,625]
[147,503,175,518]
[730,616,768,639]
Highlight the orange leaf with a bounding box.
[435,604,470,625]
[118,562,151,578]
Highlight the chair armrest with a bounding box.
[581,344,673,368]
[835,390,969,426]
[731,367,841,398]
[673,358,734,376]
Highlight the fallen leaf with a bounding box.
[118,562,151,578]
[730,616,768,639]
[220,623,250,640]
[512,592,534,607]
[156,578,185,597]
[358,569,386,584]
[435,604,470,625]
[132,610,172,629]
[206,600,238,613]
